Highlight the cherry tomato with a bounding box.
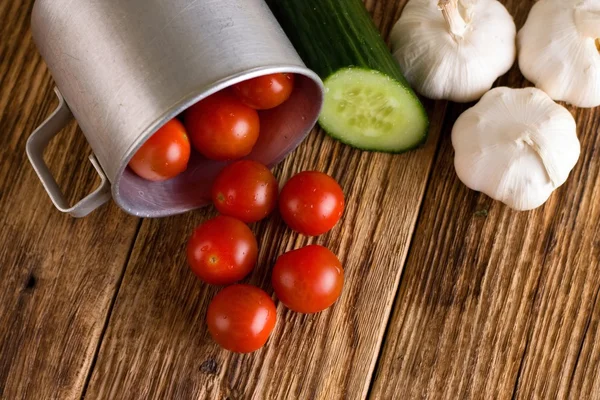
[211,160,279,223]
[272,245,344,314]
[185,90,260,161]
[129,119,191,181]
[279,171,345,236]
[187,216,258,285]
[207,284,277,353]
[234,73,295,110]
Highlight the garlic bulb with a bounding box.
[390,0,516,103]
[518,0,600,108]
[452,87,580,211]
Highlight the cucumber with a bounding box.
[271,0,429,152]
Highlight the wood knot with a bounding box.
[474,209,488,218]
[199,359,218,375]
[24,273,37,290]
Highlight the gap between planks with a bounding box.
[365,101,449,400]
[80,219,144,400]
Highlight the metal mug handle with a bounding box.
[26,87,111,218]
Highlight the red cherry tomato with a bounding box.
[207,284,277,353]
[129,119,191,181]
[187,216,258,285]
[272,245,344,314]
[279,171,345,236]
[185,91,260,161]
[211,160,279,223]
[234,73,295,110]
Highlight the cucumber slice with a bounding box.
[271,0,429,153]
[320,68,428,152]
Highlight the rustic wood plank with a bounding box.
[369,0,600,398]
[0,2,140,398]
[511,106,600,399]
[83,1,447,398]
[569,288,600,399]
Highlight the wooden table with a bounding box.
[1,0,599,398]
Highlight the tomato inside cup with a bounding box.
[128,73,296,181]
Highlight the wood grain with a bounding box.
[569,288,600,399]
[369,1,600,398]
[0,1,140,399]
[83,2,447,398]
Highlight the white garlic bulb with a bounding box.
[452,87,580,211]
[390,0,516,103]
[518,0,600,108]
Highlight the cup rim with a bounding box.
[111,64,324,218]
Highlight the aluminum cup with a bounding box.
[27,0,324,217]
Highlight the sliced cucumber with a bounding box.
[271,0,429,153]
[321,68,428,151]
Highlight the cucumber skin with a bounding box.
[271,0,429,152]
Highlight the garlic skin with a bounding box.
[390,0,516,103]
[452,87,580,211]
[518,0,600,108]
